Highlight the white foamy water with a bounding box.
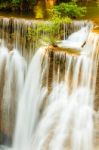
[58,26,90,49]
[0,44,26,139]
[12,47,48,150]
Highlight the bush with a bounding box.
[12,0,20,5]
[49,2,86,19]
[28,17,71,46]
[28,1,86,46]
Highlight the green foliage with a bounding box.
[96,0,99,6]
[0,2,9,9]
[12,0,20,4]
[34,1,85,46]
[0,0,36,11]
[12,0,20,5]
[49,2,86,19]
[28,27,38,43]
[27,17,71,46]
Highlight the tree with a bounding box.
[49,2,86,18]
[34,0,46,18]
[45,0,57,8]
[34,0,58,18]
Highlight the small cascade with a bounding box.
[58,26,90,49]
[0,18,91,62]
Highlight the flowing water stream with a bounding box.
[0,17,99,150]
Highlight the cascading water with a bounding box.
[2,49,26,139]
[0,17,99,150]
[58,26,90,49]
[13,28,99,150]
[0,40,26,146]
[0,18,90,62]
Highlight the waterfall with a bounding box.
[0,18,91,62]
[0,43,26,145]
[31,32,98,150]
[0,18,99,150]
[2,49,26,139]
[11,31,98,150]
[13,47,48,150]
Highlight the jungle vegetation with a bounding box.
[0,0,98,19]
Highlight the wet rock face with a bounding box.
[94,38,99,111]
[95,64,99,111]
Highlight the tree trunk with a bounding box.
[45,0,57,8]
[34,0,47,18]
[34,0,57,18]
